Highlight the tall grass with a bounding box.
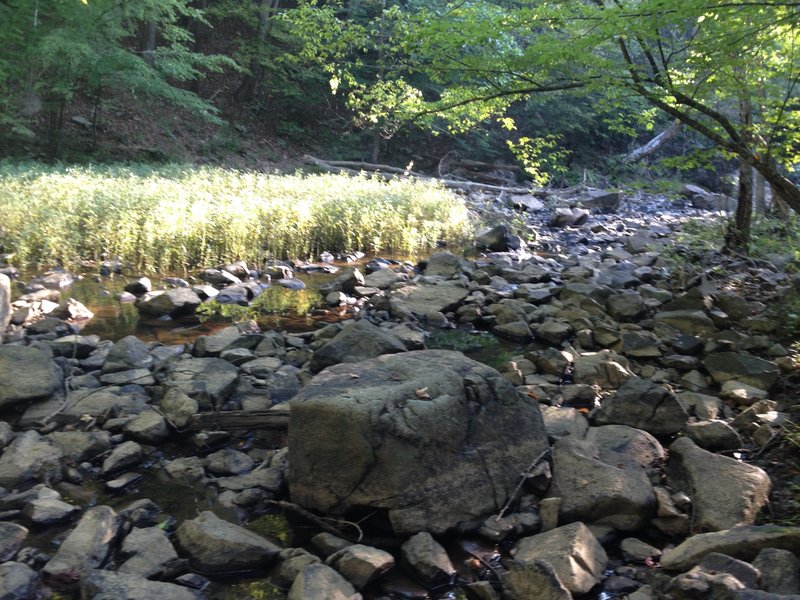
[0,163,473,273]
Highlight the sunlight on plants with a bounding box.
[0,162,473,273]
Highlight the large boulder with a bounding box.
[80,570,196,600]
[667,437,771,532]
[309,319,407,373]
[0,345,63,410]
[162,356,239,410]
[0,430,63,489]
[288,350,549,535]
[136,288,202,318]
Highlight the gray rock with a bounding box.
[511,522,608,594]
[535,319,572,344]
[326,543,395,589]
[0,522,28,561]
[199,268,241,286]
[0,273,10,333]
[703,352,781,390]
[118,526,181,578]
[99,368,155,386]
[660,526,800,571]
[654,310,717,336]
[42,505,122,585]
[389,282,469,318]
[502,560,572,600]
[667,437,771,531]
[363,268,400,289]
[579,189,621,212]
[289,350,549,535]
[698,552,760,589]
[621,538,662,562]
[0,345,63,409]
[273,548,322,588]
[102,335,154,373]
[136,288,202,317]
[549,207,590,228]
[0,562,40,600]
[494,320,534,343]
[593,377,689,435]
[193,325,256,357]
[309,319,406,373]
[175,511,281,573]
[401,532,455,586]
[160,387,199,430]
[475,224,511,251]
[123,276,152,296]
[424,252,463,278]
[162,356,239,410]
[621,330,662,357]
[124,411,169,444]
[47,430,111,462]
[61,386,150,420]
[288,563,362,600]
[240,356,282,377]
[752,548,800,595]
[542,406,589,441]
[572,350,633,388]
[49,334,99,359]
[205,448,254,476]
[0,430,63,489]
[80,569,197,600]
[102,441,143,476]
[684,420,742,451]
[607,291,646,321]
[22,497,81,525]
[548,436,656,531]
[584,424,665,472]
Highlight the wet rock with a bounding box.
[703,352,781,390]
[592,377,689,435]
[752,548,800,595]
[49,334,99,359]
[102,441,143,476]
[660,525,800,571]
[309,319,406,373]
[388,282,469,318]
[0,523,28,561]
[288,563,362,600]
[22,497,81,525]
[102,335,154,373]
[199,268,241,286]
[667,437,771,531]
[548,436,656,530]
[289,350,549,535]
[176,511,281,573]
[118,526,181,578]
[42,505,122,585]
[162,356,239,410]
[502,559,572,600]
[401,532,456,586]
[326,543,395,589]
[136,288,202,318]
[124,410,170,444]
[0,345,63,409]
[511,522,608,594]
[80,569,196,600]
[123,277,152,297]
[0,430,63,489]
[0,562,41,600]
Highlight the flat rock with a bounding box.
[80,569,196,600]
[389,282,469,318]
[162,356,239,410]
[703,352,781,390]
[136,288,202,317]
[48,430,111,462]
[309,319,406,373]
[175,511,281,573]
[22,497,81,525]
[660,525,800,571]
[0,345,63,409]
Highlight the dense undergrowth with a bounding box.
[0,162,473,273]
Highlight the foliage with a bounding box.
[0,162,473,272]
[506,135,569,187]
[0,0,234,154]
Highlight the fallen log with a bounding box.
[186,408,289,432]
[302,154,551,197]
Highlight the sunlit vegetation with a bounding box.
[0,163,473,273]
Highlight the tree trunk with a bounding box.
[140,20,157,66]
[623,119,681,163]
[753,168,766,214]
[234,0,279,103]
[724,93,754,254]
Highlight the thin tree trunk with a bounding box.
[141,20,157,65]
[623,119,681,163]
[234,0,279,103]
[724,94,754,253]
[753,168,766,214]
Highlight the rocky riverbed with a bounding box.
[0,186,799,600]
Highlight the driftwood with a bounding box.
[302,154,551,197]
[186,409,288,432]
[624,119,682,163]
